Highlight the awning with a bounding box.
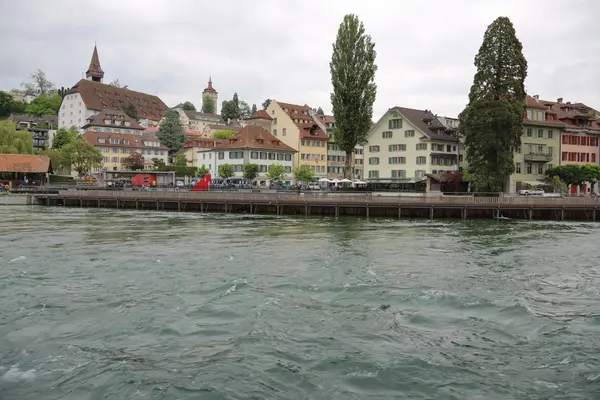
[520,180,547,186]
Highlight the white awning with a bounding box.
[520,180,546,186]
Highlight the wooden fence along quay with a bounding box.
[30,190,600,221]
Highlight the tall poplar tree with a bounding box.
[459,17,528,192]
[330,14,377,179]
[156,109,186,158]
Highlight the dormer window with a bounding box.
[123,140,130,145]
[104,118,111,124]
[98,138,105,143]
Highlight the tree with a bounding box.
[52,127,80,149]
[239,101,251,119]
[212,130,237,140]
[316,106,324,115]
[550,175,567,194]
[243,163,260,181]
[21,69,55,95]
[218,163,235,179]
[251,104,257,115]
[123,103,139,121]
[156,109,186,156]
[458,17,528,192]
[0,91,15,117]
[262,99,271,110]
[152,157,166,169]
[293,165,314,183]
[0,121,33,154]
[36,149,63,171]
[120,152,145,170]
[202,94,215,114]
[109,79,121,88]
[221,99,239,122]
[25,93,62,116]
[266,163,286,182]
[59,139,103,176]
[173,154,188,167]
[330,14,377,179]
[182,101,196,111]
[198,164,210,178]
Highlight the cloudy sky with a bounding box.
[1,0,599,119]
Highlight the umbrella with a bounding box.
[331,178,341,183]
[354,180,367,185]
[318,177,331,182]
[340,178,352,183]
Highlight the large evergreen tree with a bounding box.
[330,14,377,179]
[459,17,528,192]
[156,109,186,157]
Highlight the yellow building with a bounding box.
[363,107,459,182]
[177,138,221,168]
[265,100,328,178]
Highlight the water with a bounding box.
[1,206,599,399]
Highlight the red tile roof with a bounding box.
[182,139,224,149]
[276,101,329,140]
[82,108,144,130]
[538,99,600,132]
[248,110,273,121]
[210,125,297,151]
[0,154,52,173]
[203,77,217,94]
[390,107,459,143]
[525,95,546,109]
[66,79,168,121]
[83,131,168,150]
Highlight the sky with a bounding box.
[1,0,599,119]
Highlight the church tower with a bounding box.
[86,44,104,83]
[202,76,218,114]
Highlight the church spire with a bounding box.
[86,44,104,83]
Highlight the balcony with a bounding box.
[524,153,553,162]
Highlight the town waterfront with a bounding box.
[1,206,599,399]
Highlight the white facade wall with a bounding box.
[58,93,89,129]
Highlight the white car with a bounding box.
[307,182,321,191]
[519,188,544,196]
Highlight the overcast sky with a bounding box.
[1,0,599,119]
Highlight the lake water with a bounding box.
[1,206,599,399]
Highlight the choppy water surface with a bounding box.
[1,206,599,399]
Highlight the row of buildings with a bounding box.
[9,44,600,192]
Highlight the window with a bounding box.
[562,152,568,161]
[547,130,553,139]
[432,143,444,152]
[259,165,268,172]
[282,128,286,136]
[538,129,544,138]
[382,131,393,139]
[389,144,406,152]
[273,129,277,136]
[218,152,224,160]
[268,152,276,160]
[229,151,243,159]
[548,146,554,155]
[285,154,292,161]
[526,163,532,174]
[537,111,544,121]
[98,138,106,143]
[391,170,406,178]
[537,164,544,175]
[109,138,120,144]
[404,130,415,137]
[368,157,379,165]
[515,162,522,174]
[273,118,277,125]
[368,170,379,178]
[415,170,425,178]
[389,157,406,164]
[389,119,402,129]
[416,156,427,165]
[250,151,258,159]
[526,128,532,137]
[416,143,427,150]
[123,140,129,145]
[526,110,533,119]
[368,145,380,152]
[260,152,267,159]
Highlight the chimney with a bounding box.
[533,95,539,100]
[557,97,563,103]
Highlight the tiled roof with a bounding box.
[86,45,104,79]
[182,139,224,149]
[525,95,546,109]
[538,99,600,132]
[66,79,168,121]
[203,77,217,94]
[8,114,58,126]
[390,107,459,142]
[0,154,52,173]
[208,125,297,152]
[82,108,144,130]
[83,131,168,150]
[248,110,273,121]
[208,124,240,131]
[276,101,329,140]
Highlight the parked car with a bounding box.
[519,188,545,196]
[307,182,321,191]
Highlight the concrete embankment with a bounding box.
[0,195,32,206]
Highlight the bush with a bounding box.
[49,175,75,183]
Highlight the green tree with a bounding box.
[0,121,33,154]
[266,163,286,182]
[121,152,145,170]
[221,99,239,121]
[218,163,235,179]
[59,139,102,176]
[152,157,166,169]
[239,101,251,119]
[52,127,79,149]
[25,93,62,116]
[251,103,257,115]
[0,91,15,117]
[156,109,186,157]
[202,94,215,114]
[550,175,567,194]
[173,154,188,167]
[21,69,55,95]
[243,163,260,181]
[182,101,196,111]
[316,106,324,115]
[459,17,528,192]
[330,14,377,179]
[198,164,210,178]
[212,130,237,140]
[293,165,314,183]
[122,103,139,121]
[36,149,63,170]
[262,99,271,110]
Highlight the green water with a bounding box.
[1,206,599,399]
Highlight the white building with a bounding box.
[58,45,168,130]
[198,125,296,186]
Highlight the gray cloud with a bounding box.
[1,0,598,119]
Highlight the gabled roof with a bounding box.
[0,154,52,173]
[183,109,221,121]
[205,125,297,152]
[82,108,144,130]
[248,110,273,121]
[83,131,168,150]
[389,107,458,142]
[8,114,58,127]
[183,139,224,149]
[538,99,600,132]
[525,95,546,109]
[66,79,168,121]
[276,101,329,140]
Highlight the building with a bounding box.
[201,123,242,139]
[246,110,273,132]
[202,76,218,114]
[9,114,58,150]
[0,154,52,187]
[265,100,329,178]
[198,125,296,186]
[363,107,459,182]
[59,45,168,130]
[83,131,168,173]
[177,138,222,168]
[81,108,145,134]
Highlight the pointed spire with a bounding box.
[86,44,104,82]
[203,75,217,93]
